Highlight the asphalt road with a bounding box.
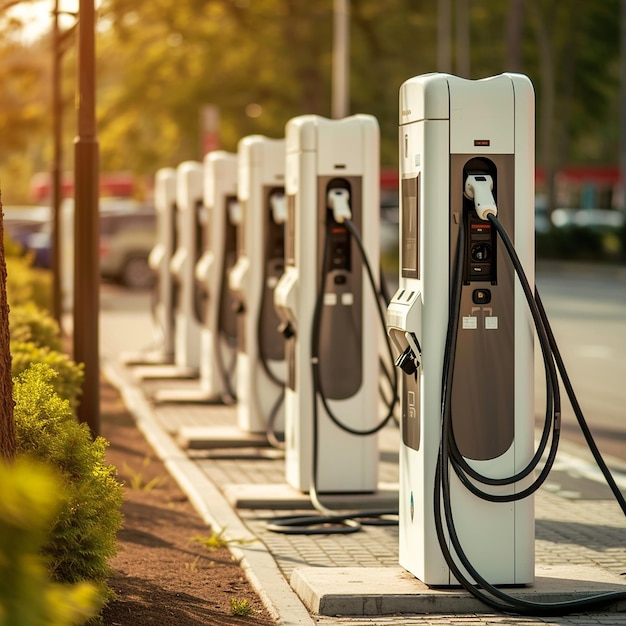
[534,264,626,471]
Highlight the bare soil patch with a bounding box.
[99,379,277,625]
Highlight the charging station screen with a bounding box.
[237,200,247,255]
[285,194,296,266]
[196,201,207,259]
[170,203,178,254]
[401,175,419,279]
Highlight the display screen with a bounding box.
[401,174,419,279]
[285,194,296,266]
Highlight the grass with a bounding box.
[122,457,168,491]
[192,528,257,552]
[230,597,254,617]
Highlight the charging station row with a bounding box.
[138,114,387,498]
[129,72,626,613]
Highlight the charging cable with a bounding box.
[213,249,238,406]
[266,188,399,534]
[320,187,400,436]
[434,186,626,615]
[255,191,289,449]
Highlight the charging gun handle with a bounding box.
[394,332,421,376]
[327,188,352,223]
[464,174,497,221]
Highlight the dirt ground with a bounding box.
[98,378,277,626]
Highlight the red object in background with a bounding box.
[536,165,621,186]
[202,132,219,157]
[30,171,135,201]
[380,167,398,190]
[381,165,621,189]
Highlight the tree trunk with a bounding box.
[506,0,524,72]
[0,194,16,462]
[529,0,558,216]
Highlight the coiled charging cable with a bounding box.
[255,259,288,449]
[213,257,238,405]
[267,216,399,534]
[435,211,626,615]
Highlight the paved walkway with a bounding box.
[100,290,626,626]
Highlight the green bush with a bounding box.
[3,231,26,258]
[11,341,84,409]
[0,457,100,626]
[5,254,51,311]
[13,364,124,602]
[9,303,63,351]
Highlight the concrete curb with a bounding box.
[103,358,315,626]
[291,566,626,616]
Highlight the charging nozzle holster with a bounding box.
[387,289,423,376]
[395,340,420,376]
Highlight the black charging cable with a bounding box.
[434,211,626,615]
[213,252,238,406]
[489,214,625,514]
[314,217,399,437]
[267,214,399,534]
[255,257,287,449]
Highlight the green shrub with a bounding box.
[11,341,83,409]
[5,255,51,311]
[0,457,100,626]
[13,364,124,602]
[3,231,26,258]
[9,303,63,351]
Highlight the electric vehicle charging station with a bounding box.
[193,150,239,402]
[274,114,381,494]
[149,167,177,363]
[228,135,287,435]
[171,160,205,375]
[143,160,205,385]
[123,167,177,365]
[386,73,536,586]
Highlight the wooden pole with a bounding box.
[73,0,100,436]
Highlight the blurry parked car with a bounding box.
[551,208,625,232]
[99,208,156,289]
[21,200,157,290]
[2,205,50,251]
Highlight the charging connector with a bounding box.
[464,173,497,221]
[395,331,421,377]
[270,190,287,224]
[327,188,352,223]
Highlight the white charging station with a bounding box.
[166,160,205,376]
[274,114,380,493]
[123,167,177,366]
[146,167,177,362]
[386,73,535,586]
[229,136,286,434]
[194,150,239,401]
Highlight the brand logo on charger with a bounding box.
[401,109,412,117]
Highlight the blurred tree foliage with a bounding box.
[0,34,51,203]
[0,0,622,202]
